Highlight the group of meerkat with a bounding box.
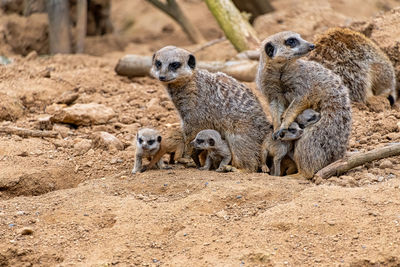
[132,27,397,178]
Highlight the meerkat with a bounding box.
[261,109,321,176]
[140,128,185,172]
[191,130,231,172]
[131,128,164,174]
[256,31,352,179]
[307,27,397,105]
[151,46,272,172]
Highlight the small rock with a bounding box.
[25,50,38,60]
[51,103,115,126]
[73,139,92,155]
[0,55,12,65]
[34,115,53,130]
[327,220,336,226]
[0,92,24,121]
[379,159,393,169]
[19,227,34,235]
[56,90,79,105]
[364,173,376,181]
[93,132,124,151]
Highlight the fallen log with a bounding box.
[115,55,258,82]
[0,126,59,138]
[314,143,400,180]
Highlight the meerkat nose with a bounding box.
[309,44,315,51]
[159,76,167,81]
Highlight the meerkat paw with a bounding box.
[140,166,147,173]
[217,165,238,172]
[286,173,306,180]
[199,166,209,171]
[131,168,139,175]
[261,165,270,173]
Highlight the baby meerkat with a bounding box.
[140,128,185,172]
[191,129,231,172]
[256,31,352,179]
[151,46,272,172]
[308,27,397,105]
[132,128,164,174]
[261,109,321,176]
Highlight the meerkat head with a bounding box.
[296,109,321,129]
[136,128,162,152]
[260,31,315,65]
[279,122,304,141]
[191,129,222,150]
[150,46,196,85]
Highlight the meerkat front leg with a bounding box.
[199,154,212,171]
[132,151,143,174]
[216,153,232,172]
[270,99,286,130]
[260,147,270,173]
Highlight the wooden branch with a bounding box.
[146,0,205,44]
[314,143,400,179]
[235,49,260,60]
[76,0,87,53]
[192,37,226,54]
[0,126,59,138]
[115,54,258,82]
[204,0,260,52]
[47,0,71,54]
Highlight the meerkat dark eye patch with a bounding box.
[285,38,299,48]
[208,138,215,146]
[155,60,162,69]
[169,61,181,71]
[138,138,143,144]
[196,139,204,144]
[148,140,155,145]
[157,136,162,143]
[188,54,196,69]
[288,128,297,134]
[264,42,275,58]
[308,115,317,122]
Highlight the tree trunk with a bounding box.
[204,0,260,52]
[76,0,87,53]
[232,0,274,23]
[47,0,71,54]
[146,0,205,44]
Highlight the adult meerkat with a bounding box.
[308,27,397,105]
[132,128,164,174]
[191,129,231,172]
[256,31,352,179]
[140,128,185,172]
[151,46,272,172]
[261,109,320,176]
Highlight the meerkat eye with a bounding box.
[285,38,299,48]
[138,138,143,144]
[169,61,181,71]
[196,139,204,144]
[155,60,162,69]
[148,139,155,145]
[308,115,317,122]
[288,128,297,134]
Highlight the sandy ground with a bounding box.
[1,0,400,266]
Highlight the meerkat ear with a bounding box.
[208,138,215,146]
[265,42,275,58]
[157,136,162,143]
[188,54,196,69]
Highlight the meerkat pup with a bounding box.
[308,27,397,105]
[256,31,352,179]
[140,128,185,172]
[261,109,321,176]
[132,128,164,174]
[151,46,272,172]
[191,130,231,172]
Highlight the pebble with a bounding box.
[19,227,34,235]
[379,159,393,169]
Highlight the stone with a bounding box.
[56,90,79,105]
[34,115,53,130]
[73,139,93,156]
[51,103,115,126]
[93,131,124,151]
[0,92,24,121]
[380,159,393,169]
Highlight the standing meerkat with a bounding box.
[308,27,397,105]
[256,31,352,179]
[261,109,321,176]
[191,129,232,172]
[151,46,272,172]
[132,128,164,174]
[140,128,185,172]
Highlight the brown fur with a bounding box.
[256,31,352,178]
[151,46,272,172]
[308,27,397,105]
